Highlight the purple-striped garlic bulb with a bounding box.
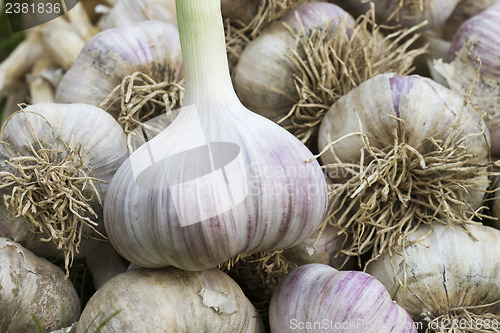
[269,263,418,332]
[318,73,490,267]
[233,2,354,122]
[367,223,500,332]
[102,0,327,271]
[432,2,500,157]
[74,266,264,332]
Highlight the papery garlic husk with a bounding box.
[97,0,177,30]
[221,0,260,25]
[103,0,328,271]
[74,267,265,332]
[0,31,45,100]
[27,56,58,104]
[431,2,500,157]
[55,20,183,146]
[344,0,461,29]
[0,103,128,270]
[40,20,86,70]
[318,72,491,266]
[433,0,500,41]
[269,263,418,333]
[367,223,500,332]
[234,3,426,143]
[233,2,355,123]
[0,237,80,332]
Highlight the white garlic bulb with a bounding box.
[318,73,490,265]
[233,2,355,122]
[74,267,264,332]
[0,103,128,269]
[344,0,461,29]
[103,0,327,270]
[0,237,80,332]
[55,20,183,120]
[97,0,177,30]
[367,223,500,331]
[269,263,418,332]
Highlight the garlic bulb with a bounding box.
[0,103,128,270]
[0,237,80,332]
[74,267,264,332]
[97,0,177,30]
[55,20,183,141]
[233,2,426,143]
[233,2,355,122]
[221,0,260,24]
[103,0,327,270]
[344,0,461,29]
[367,223,500,331]
[318,73,490,265]
[431,2,500,157]
[269,263,418,332]
[434,0,500,41]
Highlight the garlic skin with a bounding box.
[55,20,182,118]
[103,0,328,270]
[74,267,264,332]
[269,263,417,333]
[367,224,500,326]
[233,2,354,121]
[0,237,80,332]
[97,0,177,29]
[344,0,461,29]
[41,20,85,70]
[0,103,128,264]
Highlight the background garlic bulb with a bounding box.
[431,2,500,157]
[318,73,490,266]
[74,267,264,332]
[367,223,500,331]
[269,263,418,332]
[233,2,355,122]
[0,103,128,270]
[344,0,461,29]
[0,237,80,332]
[97,0,177,30]
[103,0,328,271]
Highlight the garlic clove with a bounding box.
[0,237,80,332]
[269,263,418,332]
[73,267,265,332]
[367,223,500,330]
[0,103,128,270]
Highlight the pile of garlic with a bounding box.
[0,0,499,332]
